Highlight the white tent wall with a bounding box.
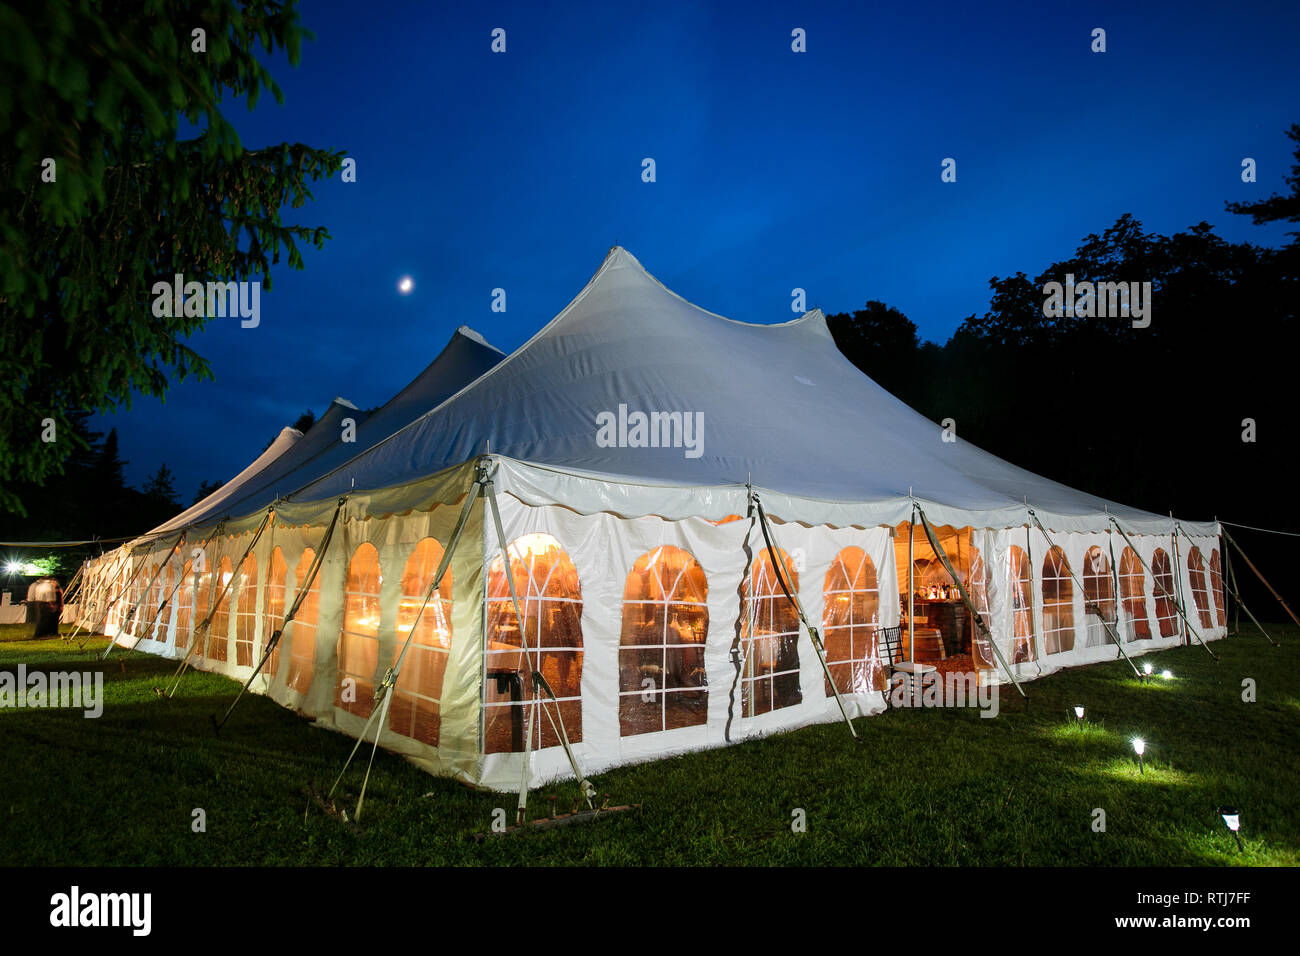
[474,494,899,792]
[75,503,1227,792]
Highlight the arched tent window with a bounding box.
[1081,547,1115,647]
[152,563,172,642]
[390,538,454,747]
[1152,549,1178,638]
[1118,547,1148,641]
[175,560,195,650]
[283,549,319,694]
[191,551,214,652]
[968,548,995,669]
[336,543,382,717]
[105,560,129,634]
[205,556,234,662]
[140,563,160,639]
[234,554,259,667]
[123,563,149,639]
[485,534,584,753]
[1008,546,1036,663]
[741,547,802,716]
[619,546,709,737]
[262,548,288,679]
[1209,549,1226,625]
[821,547,880,696]
[1041,547,1074,655]
[1187,547,1213,627]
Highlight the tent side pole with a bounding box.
[907,506,915,664]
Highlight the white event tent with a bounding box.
[78,248,1228,792]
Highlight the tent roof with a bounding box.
[150,325,505,534]
[150,425,302,535]
[284,247,1211,535]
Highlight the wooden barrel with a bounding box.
[906,627,946,662]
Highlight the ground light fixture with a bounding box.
[1217,806,1244,852]
[1074,706,1085,724]
[1143,662,1153,676]
[1132,737,1146,774]
[1161,670,1173,680]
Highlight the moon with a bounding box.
[397,275,414,295]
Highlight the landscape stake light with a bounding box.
[1161,670,1173,680]
[1133,737,1146,774]
[1143,662,1153,676]
[1218,806,1243,852]
[1074,706,1085,724]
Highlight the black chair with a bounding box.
[876,624,937,708]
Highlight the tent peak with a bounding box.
[453,325,504,354]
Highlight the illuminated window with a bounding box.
[263,548,289,680]
[336,543,382,717]
[821,547,880,696]
[968,547,995,668]
[234,554,259,667]
[619,546,709,736]
[1082,547,1114,621]
[1209,549,1226,625]
[389,538,454,747]
[152,564,172,642]
[134,563,158,640]
[1152,549,1178,638]
[284,549,319,694]
[1042,546,1074,655]
[1008,545,1037,663]
[741,547,802,716]
[1187,546,1213,628]
[1118,547,1148,641]
[205,556,234,663]
[191,551,214,652]
[175,560,195,650]
[485,534,584,754]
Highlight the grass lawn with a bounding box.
[1,622,1296,866]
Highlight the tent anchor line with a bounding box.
[101,532,185,662]
[73,544,140,649]
[1028,511,1143,680]
[317,482,474,825]
[1220,534,1277,646]
[750,490,860,742]
[723,485,757,744]
[1109,517,1218,662]
[315,457,607,828]
[483,460,599,825]
[914,504,1028,700]
[1222,528,1296,638]
[211,498,347,735]
[121,524,222,665]
[157,512,269,699]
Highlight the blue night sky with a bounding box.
[97,0,1300,501]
